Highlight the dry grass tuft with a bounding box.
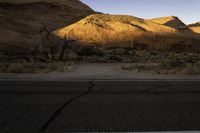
[122,61,200,75]
[0,62,73,73]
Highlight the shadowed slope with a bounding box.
[0,0,93,10]
[0,0,94,51]
[56,14,200,50]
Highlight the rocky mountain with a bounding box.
[0,0,94,51]
[56,14,200,50]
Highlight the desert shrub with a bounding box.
[107,55,122,62]
[6,63,25,73]
[67,52,79,60]
[77,46,103,56]
[123,48,135,56]
[81,56,108,63]
[133,42,149,50]
[161,58,184,68]
[44,63,58,73]
[149,50,159,56]
[121,64,157,73]
[122,61,200,75]
[180,63,200,75]
[42,62,72,73]
[0,63,9,73]
[108,48,125,55]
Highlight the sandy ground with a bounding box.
[0,63,200,81]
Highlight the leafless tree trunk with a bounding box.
[58,39,75,61]
[33,24,76,61]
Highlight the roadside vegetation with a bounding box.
[74,46,200,75]
[0,62,73,74]
[1,23,200,74]
[120,51,200,75]
[121,62,200,75]
[1,43,200,74]
[0,24,75,74]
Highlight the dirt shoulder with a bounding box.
[0,63,200,81]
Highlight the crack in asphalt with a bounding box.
[40,80,168,131]
[147,80,173,102]
[138,79,171,93]
[144,79,188,103]
[40,81,94,131]
[3,80,198,131]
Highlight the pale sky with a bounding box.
[81,0,200,24]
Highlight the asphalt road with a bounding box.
[0,80,200,132]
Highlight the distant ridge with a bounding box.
[188,22,200,34]
[149,16,187,29]
[188,22,200,27]
[150,16,200,38]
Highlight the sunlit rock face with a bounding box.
[0,0,94,50]
[56,14,200,50]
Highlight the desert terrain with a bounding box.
[1,1,200,132]
[0,0,200,75]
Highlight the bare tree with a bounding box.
[35,24,76,61]
[58,39,75,61]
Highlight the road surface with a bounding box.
[0,80,200,132]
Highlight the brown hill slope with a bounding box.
[56,14,200,50]
[0,0,94,51]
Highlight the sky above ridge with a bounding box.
[81,0,200,24]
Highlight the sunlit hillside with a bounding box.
[56,14,200,50]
